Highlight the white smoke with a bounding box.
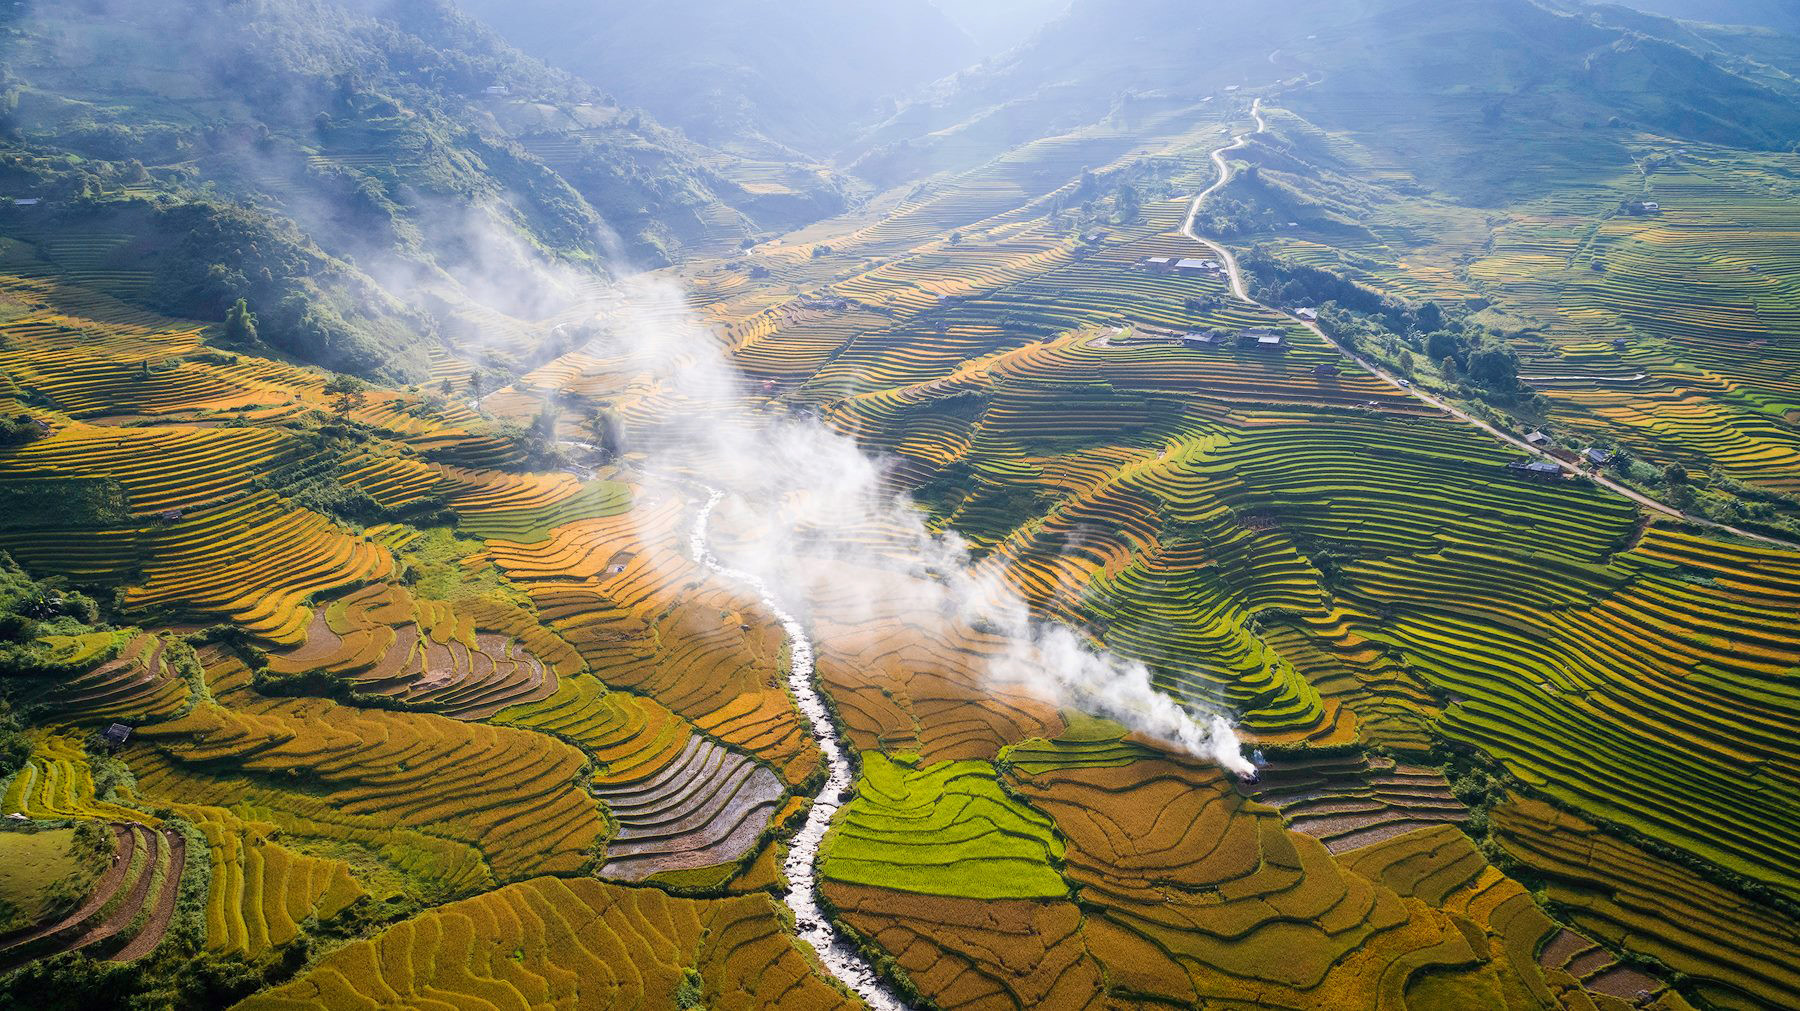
[998,625,1257,778]
[560,266,1256,779]
[168,74,1257,776]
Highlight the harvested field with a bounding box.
[1244,753,1465,853]
[0,822,186,969]
[267,584,567,720]
[1495,795,1800,1010]
[824,882,1105,1010]
[595,737,785,882]
[13,632,191,725]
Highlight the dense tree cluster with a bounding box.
[1242,246,1521,391]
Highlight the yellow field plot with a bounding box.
[334,453,443,510]
[268,584,568,720]
[0,347,280,418]
[133,696,604,882]
[496,677,692,784]
[808,561,1063,763]
[434,465,585,514]
[236,877,855,1011]
[485,495,814,782]
[1,730,156,825]
[831,228,1080,313]
[1339,823,1670,1007]
[0,290,206,364]
[124,491,394,646]
[178,804,365,956]
[0,421,294,516]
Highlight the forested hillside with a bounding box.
[0,0,844,381]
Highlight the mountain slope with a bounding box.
[1607,0,1800,30]
[455,0,982,159]
[0,0,843,380]
[853,0,1800,194]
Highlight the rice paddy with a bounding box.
[0,52,1794,1011]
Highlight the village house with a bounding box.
[1584,447,1613,466]
[1293,307,1318,322]
[1524,430,1552,447]
[1143,256,1176,273]
[1507,459,1564,482]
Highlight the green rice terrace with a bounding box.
[0,0,1797,1009]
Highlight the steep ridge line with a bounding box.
[1183,95,1800,552]
[689,490,903,1011]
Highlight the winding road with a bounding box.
[689,491,905,1011]
[1182,98,1799,552]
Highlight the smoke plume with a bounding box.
[565,263,1255,778]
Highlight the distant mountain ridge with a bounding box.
[850,0,1800,194]
[454,0,983,159]
[1604,0,1800,30]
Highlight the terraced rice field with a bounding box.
[236,877,857,1011]
[268,584,564,719]
[0,822,187,970]
[0,62,1796,1011]
[13,632,192,725]
[820,753,1066,899]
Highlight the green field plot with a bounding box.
[820,753,1067,899]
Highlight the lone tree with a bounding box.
[323,374,367,418]
[223,298,257,345]
[1114,184,1142,223]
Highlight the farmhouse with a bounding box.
[1584,447,1613,465]
[1143,256,1175,273]
[1313,361,1341,377]
[10,198,40,207]
[1293,307,1318,322]
[1507,459,1564,481]
[101,723,132,749]
[1174,257,1217,276]
[1182,331,1224,348]
[1524,430,1552,447]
